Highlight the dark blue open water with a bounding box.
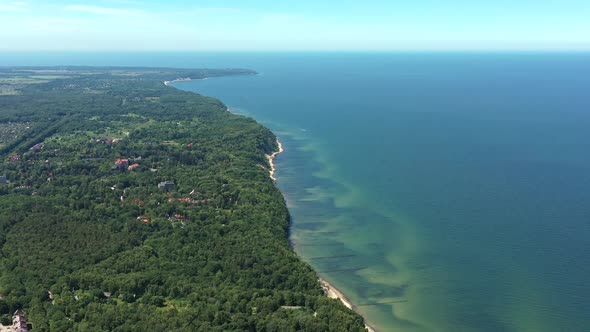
[2,52,590,331]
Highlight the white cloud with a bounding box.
[26,17,80,32]
[65,5,139,16]
[180,7,242,15]
[0,1,28,12]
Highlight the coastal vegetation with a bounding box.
[0,67,366,331]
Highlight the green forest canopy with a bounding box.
[0,67,366,331]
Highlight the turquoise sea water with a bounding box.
[2,52,590,331]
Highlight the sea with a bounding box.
[2,52,590,332]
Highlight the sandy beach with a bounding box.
[320,278,354,310]
[267,138,284,181]
[320,278,377,332]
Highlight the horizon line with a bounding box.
[1,49,590,53]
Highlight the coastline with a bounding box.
[320,278,353,310]
[267,139,284,181]
[221,103,283,182]
[320,278,377,332]
[267,140,375,332]
[168,76,375,331]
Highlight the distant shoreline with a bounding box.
[163,77,208,86]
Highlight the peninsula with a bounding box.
[0,67,367,331]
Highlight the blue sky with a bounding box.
[0,0,589,51]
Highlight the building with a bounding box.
[0,175,7,184]
[29,143,44,151]
[0,310,29,332]
[115,158,129,168]
[158,180,176,191]
[12,310,28,332]
[113,158,129,170]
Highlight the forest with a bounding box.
[0,67,366,331]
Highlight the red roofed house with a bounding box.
[128,163,140,171]
[115,159,129,170]
[136,216,151,223]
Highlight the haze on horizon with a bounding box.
[0,0,589,52]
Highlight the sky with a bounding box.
[0,0,589,51]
